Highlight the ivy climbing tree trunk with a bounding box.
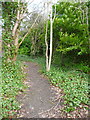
[2,1,28,62]
[12,4,20,61]
[12,0,26,61]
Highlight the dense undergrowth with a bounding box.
[45,67,89,112]
[1,59,25,118]
[18,54,89,113]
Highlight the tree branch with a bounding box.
[53,3,56,23]
[18,13,41,47]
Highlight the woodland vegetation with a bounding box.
[1,0,90,118]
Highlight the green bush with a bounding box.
[18,47,30,55]
[76,63,90,73]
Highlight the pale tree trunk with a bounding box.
[12,1,20,62]
[48,6,53,71]
[45,3,56,71]
[45,20,49,71]
[44,2,49,71]
[45,1,56,71]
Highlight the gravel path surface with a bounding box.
[16,62,61,118]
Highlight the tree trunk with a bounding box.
[48,5,53,71]
[12,48,18,62]
[12,4,20,62]
[45,21,49,71]
[45,1,56,71]
[31,33,36,56]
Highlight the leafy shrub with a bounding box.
[18,47,30,55]
[76,63,90,73]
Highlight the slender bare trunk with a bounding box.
[45,1,56,71]
[45,21,49,71]
[48,6,53,71]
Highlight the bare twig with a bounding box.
[53,3,56,23]
[18,13,41,47]
[38,99,61,115]
[53,95,61,102]
[18,5,47,47]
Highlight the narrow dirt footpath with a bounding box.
[16,62,64,118]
